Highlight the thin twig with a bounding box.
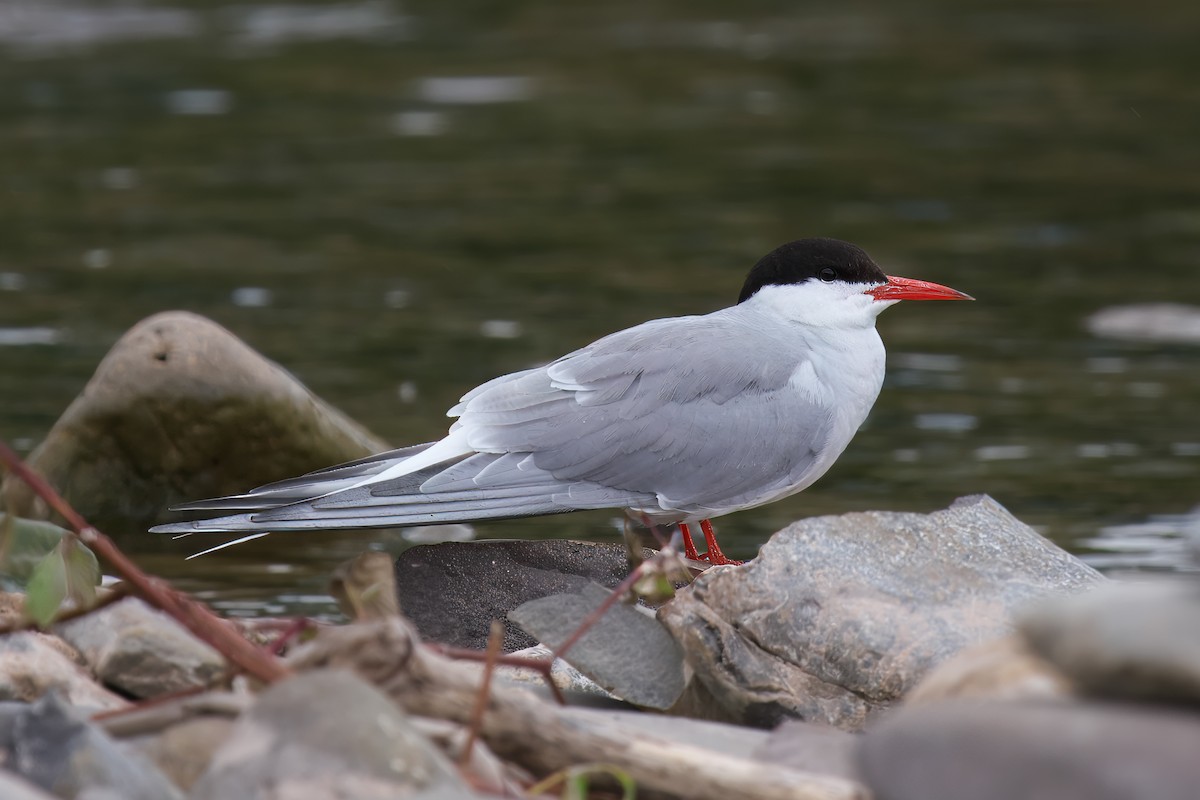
[90,684,208,723]
[460,619,503,769]
[266,617,315,656]
[0,439,290,685]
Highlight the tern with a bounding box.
[152,238,971,564]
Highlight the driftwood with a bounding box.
[288,617,870,800]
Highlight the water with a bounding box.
[1,0,1198,619]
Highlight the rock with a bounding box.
[0,311,387,530]
[1086,303,1200,344]
[395,540,647,651]
[753,720,860,781]
[129,716,234,793]
[190,669,475,799]
[0,693,183,799]
[904,635,1071,706]
[658,495,1102,730]
[857,701,1200,800]
[0,770,58,800]
[1020,578,1200,704]
[500,644,621,704]
[56,596,225,698]
[0,632,127,711]
[509,583,686,709]
[0,592,22,626]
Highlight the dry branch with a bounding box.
[289,617,870,800]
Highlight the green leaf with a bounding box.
[0,513,77,587]
[561,764,637,800]
[24,547,68,627]
[21,536,101,627]
[61,537,99,609]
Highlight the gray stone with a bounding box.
[0,693,183,799]
[190,669,475,800]
[0,311,386,530]
[754,720,860,781]
[130,717,234,793]
[395,540,646,651]
[500,644,619,703]
[56,596,225,698]
[857,701,1200,800]
[658,495,1102,730]
[510,583,686,709]
[1020,578,1200,704]
[0,770,58,800]
[0,632,127,711]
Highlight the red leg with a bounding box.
[699,519,743,566]
[677,522,701,561]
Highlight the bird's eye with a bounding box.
[819,267,837,283]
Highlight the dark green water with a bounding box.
[2,1,1198,617]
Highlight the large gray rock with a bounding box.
[395,540,646,651]
[190,669,476,800]
[0,311,387,530]
[56,597,225,698]
[857,701,1200,800]
[1020,578,1200,704]
[0,632,127,711]
[659,495,1102,730]
[0,693,183,799]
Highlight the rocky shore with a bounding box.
[1,311,1196,799]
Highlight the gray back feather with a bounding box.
[455,309,831,515]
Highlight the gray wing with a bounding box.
[169,443,437,512]
[152,310,832,536]
[451,310,833,515]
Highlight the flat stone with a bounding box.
[0,311,387,530]
[858,701,1200,800]
[0,693,182,799]
[191,669,476,799]
[1020,578,1200,704]
[0,632,127,711]
[500,644,620,704]
[510,583,686,709]
[395,540,644,651]
[658,495,1102,730]
[56,596,225,698]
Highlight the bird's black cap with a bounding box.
[738,238,887,303]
